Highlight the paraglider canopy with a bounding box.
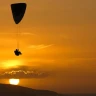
[11,3,27,24]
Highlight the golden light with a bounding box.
[1,60,23,69]
[9,78,19,85]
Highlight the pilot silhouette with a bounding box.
[14,49,22,56]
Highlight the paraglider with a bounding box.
[11,3,27,56]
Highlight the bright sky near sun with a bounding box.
[0,0,96,94]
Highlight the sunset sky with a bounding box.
[0,0,96,94]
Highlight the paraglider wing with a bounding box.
[11,3,26,24]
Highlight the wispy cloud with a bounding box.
[0,32,36,35]
[28,44,54,49]
[22,32,36,35]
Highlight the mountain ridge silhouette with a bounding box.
[0,83,60,96]
[0,83,96,96]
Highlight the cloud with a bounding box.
[0,66,50,79]
[0,32,36,35]
[28,44,54,49]
[21,32,36,35]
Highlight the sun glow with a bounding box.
[2,60,23,69]
[9,78,19,85]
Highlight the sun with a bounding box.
[9,78,19,85]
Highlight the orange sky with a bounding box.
[0,0,96,94]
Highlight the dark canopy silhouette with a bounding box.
[11,3,27,24]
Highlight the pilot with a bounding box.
[14,49,22,56]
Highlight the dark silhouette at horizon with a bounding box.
[0,83,59,96]
[0,83,95,96]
